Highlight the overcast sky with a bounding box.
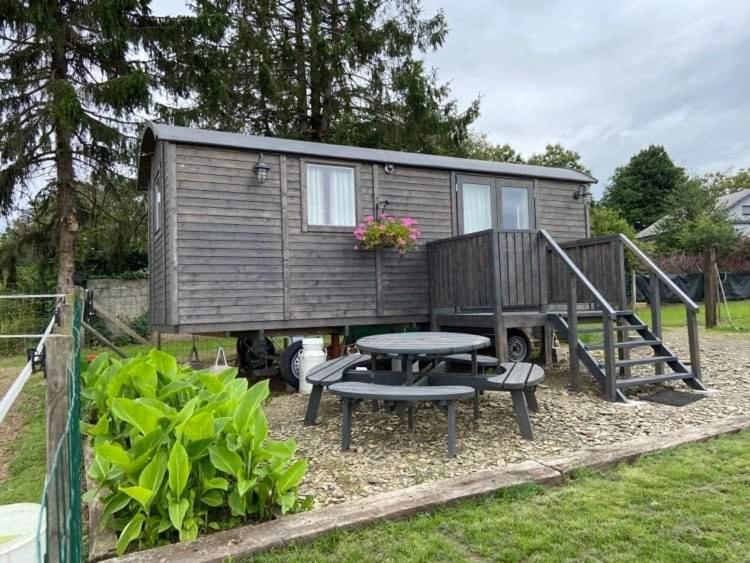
[157,0,748,196]
[420,0,750,195]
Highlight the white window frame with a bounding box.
[301,160,360,232]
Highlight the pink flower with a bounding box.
[365,215,374,222]
[409,232,417,240]
[354,245,359,250]
[400,216,416,227]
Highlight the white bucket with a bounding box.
[0,503,45,563]
[298,337,326,395]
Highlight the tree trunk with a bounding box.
[292,0,308,137]
[52,7,77,293]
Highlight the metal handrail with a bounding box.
[539,229,617,319]
[618,234,699,312]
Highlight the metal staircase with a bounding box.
[541,230,707,402]
[551,310,706,402]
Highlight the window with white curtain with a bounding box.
[501,186,530,230]
[306,164,356,226]
[462,182,493,233]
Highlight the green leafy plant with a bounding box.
[81,350,311,555]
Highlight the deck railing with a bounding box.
[546,235,627,308]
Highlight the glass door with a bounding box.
[457,175,534,234]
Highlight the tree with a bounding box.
[528,143,590,174]
[590,205,636,239]
[701,168,750,197]
[463,132,524,163]
[600,146,687,230]
[177,0,479,155]
[0,1,217,291]
[654,178,740,256]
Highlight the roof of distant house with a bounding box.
[636,188,750,239]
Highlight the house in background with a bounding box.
[636,188,750,241]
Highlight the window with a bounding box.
[306,164,356,227]
[742,205,750,217]
[153,170,162,233]
[501,186,530,230]
[462,182,493,233]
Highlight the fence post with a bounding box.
[704,249,717,328]
[44,331,73,563]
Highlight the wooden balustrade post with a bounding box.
[567,271,579,391]
[602,314,617,401]
[687,308,702,381]
[649,274,663,375]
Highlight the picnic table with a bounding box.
[356,331,491,384]
[304,331,544,455]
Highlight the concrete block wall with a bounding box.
[87,278,149,321]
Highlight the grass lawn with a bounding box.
[250,430,750,563]
[636,299,750,332]
[0,371,47,505]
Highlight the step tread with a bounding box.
[576,324,648,334]
[598,355,678,368]
[616,372,698,388]
[559,310,633,318]
[585,339,662,351]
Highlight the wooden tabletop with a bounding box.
[356,331,490,356]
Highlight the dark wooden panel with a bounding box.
[546,236,626,307]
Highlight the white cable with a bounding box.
[0,314,56,425]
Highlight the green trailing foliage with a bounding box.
[80,350,311,555]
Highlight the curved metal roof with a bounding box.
[139,123,597,186]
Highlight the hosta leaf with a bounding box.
[216,367,237,384]
[197,372,224,393]
[168,442,190,498]
[116,513,145,555]
[200,490,223,507]
[138,450,168,495]
[132,428,165,459]
[168,497,189,531]
[147,349,178,380]
[88,353,110,377]
[180,412,215,442]
[228,489,246,517]
[280,491,297,514]
[138,397,177,417]
[238,476,256,497]
[131,363,158,399]
[233,379,269,433]
[95,441,132,468]
[226,378,248,399]
[158,380,193,402]
[120,485,153,509]
[202,477,229,492]
[276,459,307,494]
[252,410,268,452]
[208,444,243,479]
[100,491,130,529]
[171,397,198,435]
[111,398,163,435]
[87,415,110,437]
[179,518,198,542]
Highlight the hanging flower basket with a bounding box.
[353,215,421,256]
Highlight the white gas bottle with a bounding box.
[0,503,45,563]
[298,336,327,395]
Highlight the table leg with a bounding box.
[473,390,480,421]
[471,349,478,377]
[407,404,415,433]
[341,399,352,450]
[405,354,414,385]
[447,401,456,458]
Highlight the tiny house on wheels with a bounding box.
[138,124,704,401]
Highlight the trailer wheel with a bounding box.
[237,337,275,372]
[280,340,303,389]
[507,329,531,362]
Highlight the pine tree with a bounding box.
[179,0,480,155]
[0,0,209,291]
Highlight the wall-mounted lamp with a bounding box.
[383,163,395,174]
[573,184,592,203]
[254,153,271,183]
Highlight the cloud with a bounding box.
[423,0,750,195]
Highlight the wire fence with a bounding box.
[36,293,84,562]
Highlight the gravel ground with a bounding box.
[264,328,750,507]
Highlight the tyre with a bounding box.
[280,340,304,389]
[507,329,532,362]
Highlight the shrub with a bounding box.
[81,350,310,555]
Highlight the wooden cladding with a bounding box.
[428,230,546,310]
[546,236,626,307]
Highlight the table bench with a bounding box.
[328,382,475,457]
[487,362,544,440]
[303,354,371,426]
